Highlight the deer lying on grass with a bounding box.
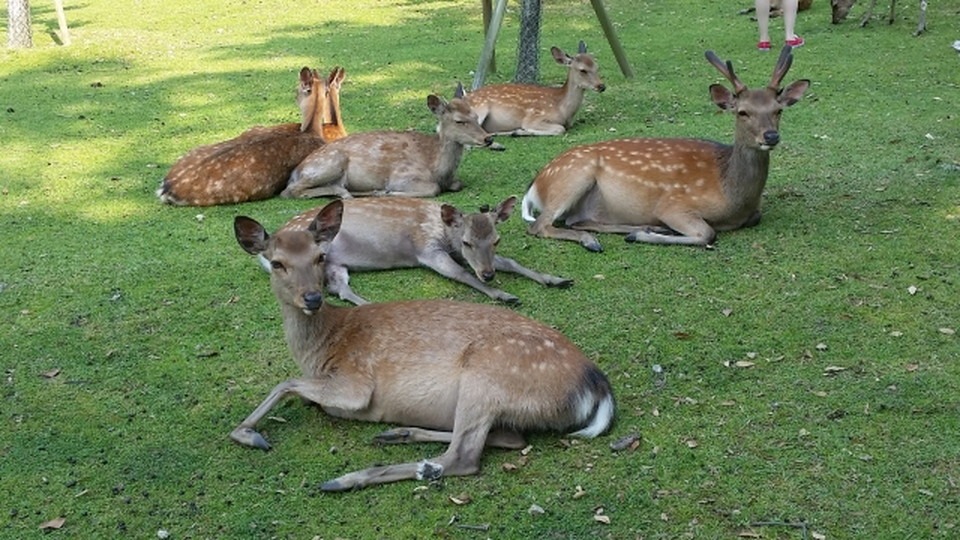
[157,67,349,206]
[464,41,606,137]
[831,0,927,35]
[522,46,809,251]
[259,196,571,305]
[231,200,614,491]
[281,84,501,199]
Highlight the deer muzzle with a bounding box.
[762,130,780,149]
[595,83,607,93]
[302,291,324,313]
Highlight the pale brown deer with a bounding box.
[522,46,809,251]
[322,66,348,141]
[831,0,927,35]
[231,200,615,491]
[260,196,571,305]
[281,84,500,199]
[157,67,340,206]
[464,41,606,137]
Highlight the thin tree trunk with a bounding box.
[7,0,33,49]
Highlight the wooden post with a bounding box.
[481,0,496,75]
[590,0,633,78]
[54,0,71,46]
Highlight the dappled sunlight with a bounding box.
[946,207,960,221]
[78,198,149,223]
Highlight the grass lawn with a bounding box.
[1,0,958,538]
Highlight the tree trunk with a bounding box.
[7,0,33,49]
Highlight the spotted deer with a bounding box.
[464,41,606,137]
[260,196,571,305]
[157,66,347,207]
[231,200,614,491]
[281,84,501,200]
[522,46,809,251]
[831,0,928,35]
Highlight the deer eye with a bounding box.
[270,260,286,272]
[737,110,749,118]
[462,240,473,248]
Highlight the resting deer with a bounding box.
[831,0,927,35]
[157,67,346,206]
[260,196,571,305]
[231,200,615,491]
[522,46,809,251]
[281,84,500,200]
[464,41,606,137]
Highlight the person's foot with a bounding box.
[757,40,771,51]
[786,35,805,48]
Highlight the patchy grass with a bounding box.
[2,0,958,538]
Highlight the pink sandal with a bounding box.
[757,40,771,51]
[785,36,805,48]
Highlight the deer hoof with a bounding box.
[500,295,522,306]
[230,427,271,451]
[550,278,574,289]
[319,479,350,492]
[582,239,603,252]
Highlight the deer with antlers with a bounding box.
[831,0,928,36]
[521,46,809,251]
[281,84,500,200]
[231,200,614,491]
[157,66,348,206]
[464,41,606,137]
[259,196,571,305]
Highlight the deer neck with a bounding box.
[556,79,585,125]
[432,133,466,188]
[720,142,771,211]
[280,302,339,376]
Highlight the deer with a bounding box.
[157,66,348,207]
[322,66,348,141]
[463,41,606,137]
[831,0,927,35]
[258,196,572,305]
[521,46,810,251]
[231,200,615,491]
[281,84,502,200]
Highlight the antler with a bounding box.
[704,51,747,95]
[768,46,794,90]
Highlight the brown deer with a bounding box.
[231,200,615,491]
[260,196,571,305]
[522,46,809,251]
[831,0,927,35]
[281,84,500,200]
[157,67,348,207]
[464,41,606,137]
[322,66,348,141]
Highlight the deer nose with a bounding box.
[596,83,606,93]
[480,270,495,282]
[762,130,780,147]
[483,135,494,146]
[302,291,323,311]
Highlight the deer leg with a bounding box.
[493,255,573,288]
[374,427,527,449]
[513,118,567,137]
[859,0,879,26]
[625,214,718,247]
[282,153,350,198]
[419,251,520,304]
[379,176,444,198]
[230,376,374,451]
[324,264,370,305]
[321,396,494,491]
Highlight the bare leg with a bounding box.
[781,0,799,41]
[755,0,771,43]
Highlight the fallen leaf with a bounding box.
[39,517,66,530]
[528,504,545,515]
[908,285,918,295]
[685,438,699,449]
[721,308,733,317]
[720,400,736,406]
[520,445,533,456]
[824,366,847,375]
[734,361,755,368]
[939,328,955,335]
[889,331,903,337]
[812,391,828,397]
[737,531,761,538]
[449,493,472,505]
[41,368,61,379]
[609,433,641,452]
[593,274,605,280]
[573,485,587,499]
[745,352,757,359]
[812,532,826,540]
[905,364,920,372]
[816,343,828,351]
[593,514,611,524]
[502,462,518,472]
[674,332,692,340]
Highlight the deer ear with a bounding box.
[453,81,466,99]
[578,40,587,54]
[441,204,463,227]
[495,196,518,223]
[551,46,570,65]
[309,200,343,244]
[709,84,736,111]
[427,94,447,115]
[779,79,810,107]
[235,216,270,256]
[299,67,312,86]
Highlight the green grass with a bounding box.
[2,0,958,538]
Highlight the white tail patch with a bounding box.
[568,393,615,439]
[521,187,542,223]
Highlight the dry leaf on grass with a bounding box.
[449,493,471,505]
[609,433,641,452]
[573,485,587,499]
[939,328,955,335]
[41,368,61,379]
[593,514,611,524]
[39,517,65,530]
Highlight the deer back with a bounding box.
[157,67,329,206]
